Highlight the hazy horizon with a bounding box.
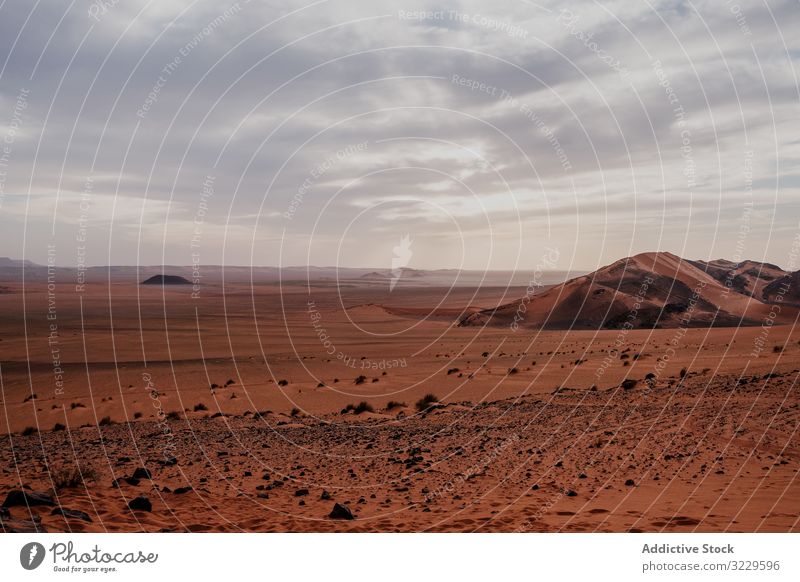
[0,249,796,273]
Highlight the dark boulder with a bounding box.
[328,503,354,520]
[2,490,56,508]
[127,496,152,512]
[132,468,152,480]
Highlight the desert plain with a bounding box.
[0,253,798,532]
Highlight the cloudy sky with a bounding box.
[0,0,798,272]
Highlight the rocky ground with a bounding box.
[2,370,797,533]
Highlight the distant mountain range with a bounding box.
[459,252,799,329]
[0,257,37,267]
[0,259,576,287]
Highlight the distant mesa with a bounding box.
[140,274,191,285]
[359,268,424,280]
[360,271,388,279]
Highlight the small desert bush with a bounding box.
[21,426,38,436]
[194,403,208,412]
[415,393,439,412]
[98,416,113,426]
[354,401,374,414]
[277,379,289,387]
[386,401,406,410]
[52,465,98,491]
[290,407,300,417]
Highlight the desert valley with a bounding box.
[1,252,798,532]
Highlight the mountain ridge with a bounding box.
[458,251,798,329]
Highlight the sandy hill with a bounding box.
[459,252,794,330]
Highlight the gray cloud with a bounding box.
[0,0,798,271]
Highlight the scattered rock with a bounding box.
[625,479,635,487]
[51,507,92,522]
[2,489,56,508]
[128,496,152,512]
[0,517,47,533]
[295,488,309,497]
[132,468,152,480]
[328,503,354,520]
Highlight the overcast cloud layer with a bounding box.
[0,0,798,272]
